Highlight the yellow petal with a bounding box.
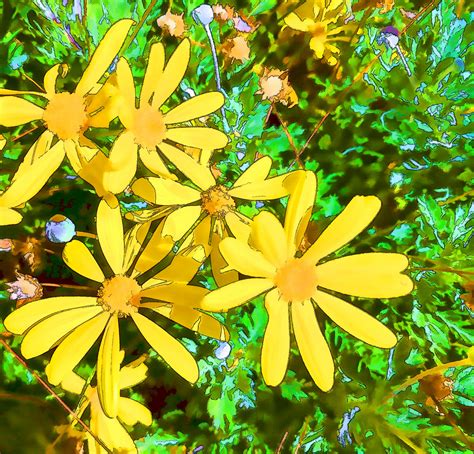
[118,397,152,426]
[141,282,208,305]
[0,88,46,97]
[313,290,397,348]
[115,58,136,110]
[0,96,43,126]
[12,131,54,179]
[285,13,311,32]
[21,306,103,359]
[303,195,382,264]
[43,63,66,96]
[250,211,289,267]
[141,42,165,105]
[150,305,229,341]
[261,289,290,386]
[164,92,224,124]
[92,408,137,452]
[153,245,206,284]
[122,222,151,273]
[151,39,190,109]
[119,361,148,389]
[46,312,110,385]
[97,315,121,418]
[316,253,413,298]
[161,206,203,245]
[0,207,22,226]
[229,173,292,200]
[0,142,64,208]
[284,171,316,254]
[103,131,138,194]
[4,296,98,335]
[75,19,134,96]
[219,237,276,278]
[63,240,105,282]
[132,312,199,383]
[166,127,229,150]
[97,199,125,274]
[292,300,334,392]
[210,233,239,287]
[59,371,86,394]
[200,278,274,312]
[310,37,325,58]
[232,156,272,188]
[224,211,251,242]
[138,146,177,179]
[131,177,200,205]
[158,142,215,190]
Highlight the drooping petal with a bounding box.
[0,96,44,126]
[141,42,165,105]
[118,397,152,426]
[46,312,110,385]
[313,290,397,348]
[97,315,121,418]
[97,199,125,274]
[119,361,148,389]
[4,296,98,335]
[138,147,177,179]
[316,253,413,298]
[63,240,105,282]
[229,173,293,200]
[21,306,103,359]
[151,39,190,109]
[158,142,215,190]
[75,19,134,96]
[92,408,136,452]
[164,92,224,124]
[284,171,317,254]
[0,208,22,226]
[292,299,334,392]
[131,177,200,205]
[285,13,311,32]
[303,195,382,264]
[309,37,325,59]
[166,127,228,150]
[261,289,290,386]
[132,312,199,383]
[251,211,289,267]
[232,156,272,188]
[141,282,209,305]
[219,237,276,278]
[200,278,274,312]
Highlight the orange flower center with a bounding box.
[274,258,318,302]
[131,105,167,150]
[97,275,142,317]
[42,92,88,140]
[310,22,327,40]
[201,185,235,218]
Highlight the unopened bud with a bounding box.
[45,215,76,243]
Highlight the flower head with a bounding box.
[201,172,413,390]
[157,11,186,37]
[256,67,298,107]
[6,272,43,307]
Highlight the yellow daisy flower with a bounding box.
[130,153,305,286]
[201,172,414,391]
[101,38,228,195]
[4,199,228,418]
[49,357,152,454]
[0,20,133,207]
[285,0,352,65]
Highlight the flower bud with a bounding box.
[45,214,76,243]
[214,341,231,359]
[192,4,214,27]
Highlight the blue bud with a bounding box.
[192,4,214,27]
[45,215,76,243]
[214,341,231,359]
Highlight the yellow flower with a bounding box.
[50,357,152,454]
[4,199,228,418]
[201,172,414,391]
[130,154,305,286]
[0,20,134,219]
[101,39,228,196]
[285,0,351,65]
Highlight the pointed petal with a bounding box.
[314,290,397,348]
[132,312,199,383]
[138,146,177,179]
[63,240,105,282]
[118,397,152,426]
[151,39,190,109]
[316,253,413,298]
[115,58,136,110]
[46,312,110,385]
[292,300,334,392]
[4,296,98,335]
[158,142,215,190]
[44,63,66,96]
[219,237,276,278]
[97,315,121,418]
[97,199,125,274]
[251,211,288,267]
[131,177,200,205]
[21,306,103,359]
[0,96,43,126]
[200,278,273,312]
[303,196,382,264]
[12,131,54,179]
[141,283,208,305]
[166,127,229,150]
[232,156,272,187]
[0,207,22,225]
[261,289,290,386]
[229,173,293,200]
[141,42,165,105]
[164,92,224,124]
[224,211,251,242]
[75,19,134,96]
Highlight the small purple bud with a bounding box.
[45,215,76,243]
[214,341,231,359]
[383,26,399,36]
[234,18,252,33]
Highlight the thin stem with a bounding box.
[276,431,288,453]
[20,70,45,92]
[272,104,303,168]
[76,230,97,239]
[439,189,474,206]
[11,125,40,142]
